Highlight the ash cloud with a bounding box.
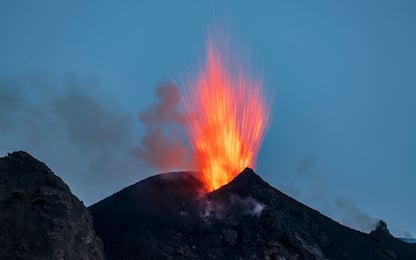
[0,74,194,205]
[134,82,192,172]
[0,73,142,204]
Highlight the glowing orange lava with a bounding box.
[184,35,270,191]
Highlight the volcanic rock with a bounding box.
[90,167,416,259]
[0,151,105,260]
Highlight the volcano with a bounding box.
[89,168,416,260]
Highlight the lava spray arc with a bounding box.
[184,32,271,191]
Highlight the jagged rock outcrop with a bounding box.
[0,151,105,260]
[90,168,416,260]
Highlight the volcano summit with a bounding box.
[90,168,416,260]
[1,152,415,259]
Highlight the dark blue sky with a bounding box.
[1,1,415,237]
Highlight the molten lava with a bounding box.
[184,35,270,191]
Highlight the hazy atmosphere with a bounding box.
[1,1,415,238]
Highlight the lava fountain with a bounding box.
[184,33,271,191]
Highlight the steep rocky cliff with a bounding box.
[0,151,105,260]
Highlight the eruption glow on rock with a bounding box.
[184,34,270,191]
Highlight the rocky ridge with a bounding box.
[0,151,105,260]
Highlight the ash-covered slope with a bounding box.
[0,151,105,260]
[90,168,416,260]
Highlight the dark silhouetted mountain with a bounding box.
[90,168,416,260]
[0,151,105,260]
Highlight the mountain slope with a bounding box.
[0,151,105,260]
[90,168,416,259]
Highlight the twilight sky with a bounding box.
[0,1,415,238]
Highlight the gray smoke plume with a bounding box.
[286,154,379,233]
[290,155,413,237]
[134,82,192,172]
[334,196,378,232]
[200,194,265,221]
[0,72,143,205]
